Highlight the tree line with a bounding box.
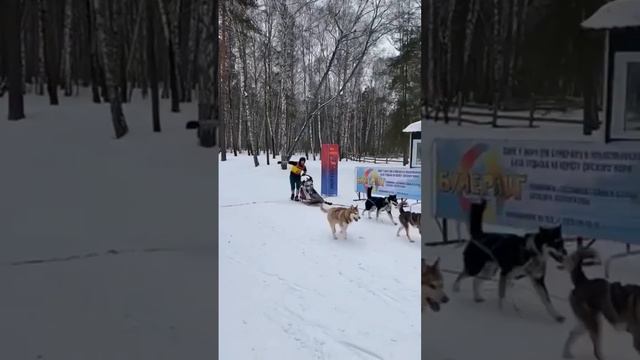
[422,0,606,126]
[1,0,218,146]
[219,0,421,165]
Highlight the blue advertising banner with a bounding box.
[355,167,421,201]
[321,144,339,197]
[434,138,640,244]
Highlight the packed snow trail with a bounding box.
[219,156,421,359]
[423,220,640,360]
[0,93,217,360]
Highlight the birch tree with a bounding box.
[7,0,25,120]
[93,0,129,138]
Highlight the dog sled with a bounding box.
[298,174,333,206]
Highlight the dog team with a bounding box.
[423,199,640,359]
[320,185,421,241]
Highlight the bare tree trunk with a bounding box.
[444,0,456,117]
[460,0,479,94]
[196,0,217,148]
[157,0,180,112]
[427,0,435,107]
[93,0,129,138]
[7,0,25,120]
[185,0,199,103]
[62,0,74,96]
[492,0,502,124]
[36,0,46,96]
[86,0,101,103]
[505,0,520,100]
[39,0,59,105]
[219,0,228,160]
[146,0,160,132]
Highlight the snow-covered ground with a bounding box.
[424,217,640,360]
[219,156,421,359]
[0,93,217,359]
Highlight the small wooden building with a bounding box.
[402,121,421,168]
[582,0,640,142]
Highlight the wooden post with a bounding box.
[529,93,536,128]
[492,93,498,128]
[457,92,463,126]
[442,218,449,243]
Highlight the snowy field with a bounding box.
[219,155,421,359]
[424,218,640,360]
[0,93,217,359]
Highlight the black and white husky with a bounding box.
[452,199,568,322]
[362,186,398,225]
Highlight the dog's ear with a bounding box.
[432,257,440,269]
[421,258,427,271]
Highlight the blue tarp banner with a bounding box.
[355,166,421,200]
[434,138,640,244]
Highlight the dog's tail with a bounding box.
[366,186,373,199]
[320,203,328,213]
[468,199,487,239]
[565,248,599,287]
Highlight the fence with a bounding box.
[430,95,600,129]
[344,153,407,165]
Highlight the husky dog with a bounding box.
[397,199,421,242]
[362,186,398,225]
[452,199,567,322]
[423,258,449,312]
[320,204,361,240]
[562,249,640,359]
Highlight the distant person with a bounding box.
[288,157,307,201]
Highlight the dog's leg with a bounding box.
[387,210,397,225]
[331,223,337,240]
[586,317,604,360]
[376,208,380,220]
[406,226,413,242]
[396,225,402,237]
[562,323,586,359]
[452,270,468,293]
[473,277,485,303]
[498,272,508,310]
[530,276,565,323]
[601,285,625,331]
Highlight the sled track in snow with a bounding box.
[7,247,183,267]
[220,200,292,208]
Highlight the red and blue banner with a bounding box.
[321,144,339,197]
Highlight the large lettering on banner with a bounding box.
[434,138,640,244]
[355,167,421,200]
[321,144,339,197]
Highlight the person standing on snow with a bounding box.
[287,157,307,201]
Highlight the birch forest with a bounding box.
[421,0,606,121]
[220,0,421,164]
[1,0,420,159]
[1,0,218,147]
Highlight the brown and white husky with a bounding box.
[423,258,449,312]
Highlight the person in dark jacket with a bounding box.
[288,157,307,201]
